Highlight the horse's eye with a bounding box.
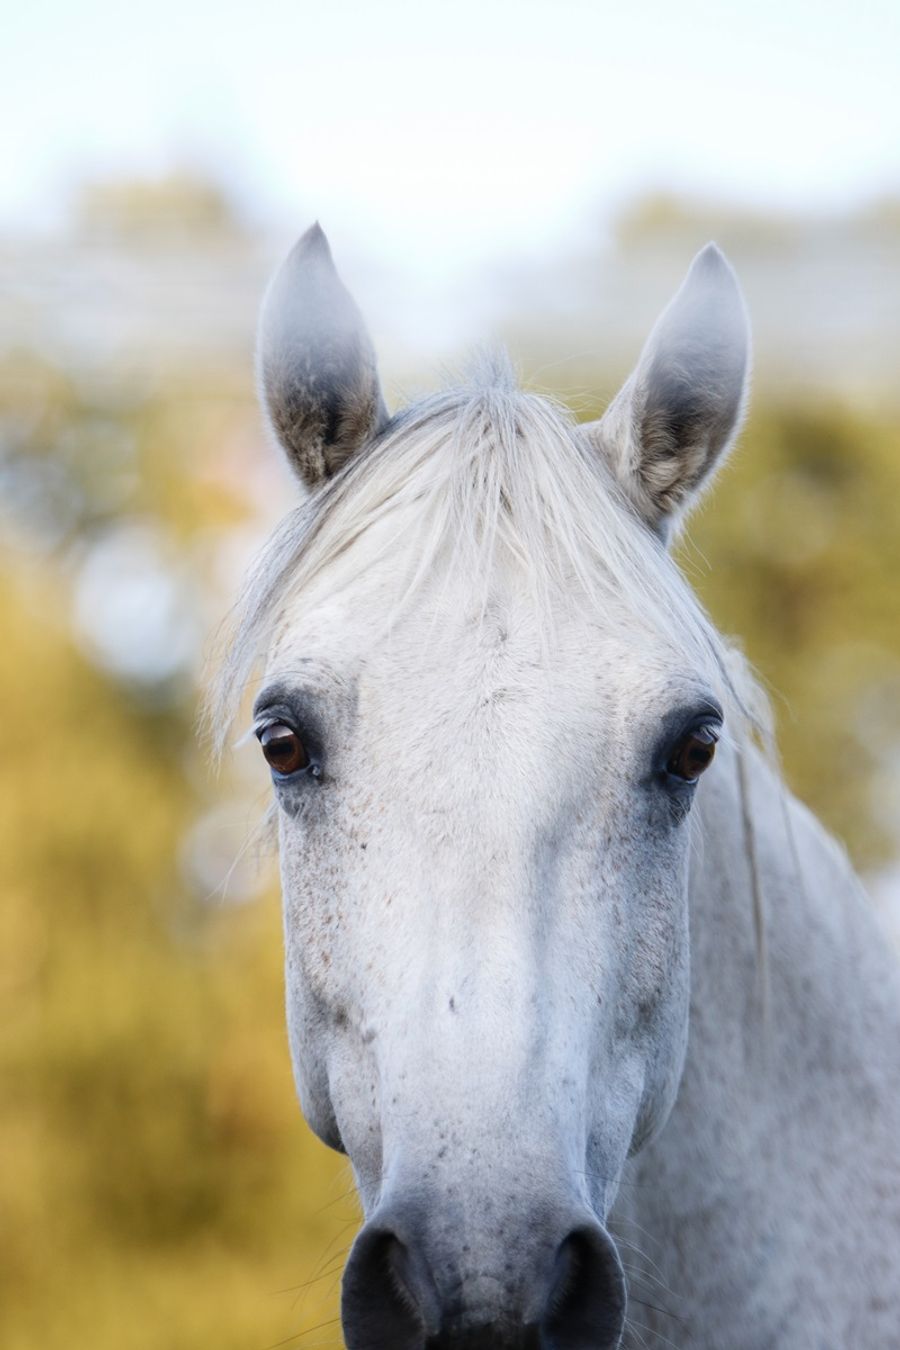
[258,723,310,775]
[666,725,719,782]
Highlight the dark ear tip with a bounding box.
[693,240,727,270]
[294,220,333,263]
[688,241,741,291]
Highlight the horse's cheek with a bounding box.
[279,811,348,998]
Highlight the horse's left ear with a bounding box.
[583,243,750,540]
[257,223,388,489]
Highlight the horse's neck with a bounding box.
[615,739,900,1343]
[688,736,900,1096]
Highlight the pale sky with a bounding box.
[3,0,899,281]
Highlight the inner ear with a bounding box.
[257,223,388,489]
[637,300,746,514]
[584,243,750,539]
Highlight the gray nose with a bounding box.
[341,1210,626,1350]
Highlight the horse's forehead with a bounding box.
[272,578,679,737]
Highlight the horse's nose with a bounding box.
[541,1226,627,1349]
[341,1210,626,1350]
[340,1223,439,1350]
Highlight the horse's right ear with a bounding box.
[257,224,388,489]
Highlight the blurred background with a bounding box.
[2,2,899,1347]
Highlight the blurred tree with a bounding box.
[683,400,900,867]
[75,173,247,245]
[0,337,350,1349]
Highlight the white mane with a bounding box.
[208,354,763,753]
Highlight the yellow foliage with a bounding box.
[0,563,351,1349]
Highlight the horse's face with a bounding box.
[243,227,748,1349]
[260,568,717,1340]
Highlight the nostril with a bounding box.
[342,1224,435,1350]
[541,1225,627,1350]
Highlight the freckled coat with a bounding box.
[616,739,900,1348]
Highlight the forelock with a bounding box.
[205,353,761,756]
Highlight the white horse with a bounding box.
[211,226,900,1349]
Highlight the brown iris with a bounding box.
[259,723,310,775]
[666,725,718,782]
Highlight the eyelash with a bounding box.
[255,718,323,782]
[659,719,721,790]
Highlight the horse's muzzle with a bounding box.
[340,1209,626,1350]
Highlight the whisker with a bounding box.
[626,1316,682,1350]
[620,1259,680,1302]
[260,1316,343,1350]
[628,1294,687,1326]
[613,1233,671,1287]
[609,1213,667,1253]
[290,1229,356,1314]
[625,1318,652,1350]
[272,1249,348,1297]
